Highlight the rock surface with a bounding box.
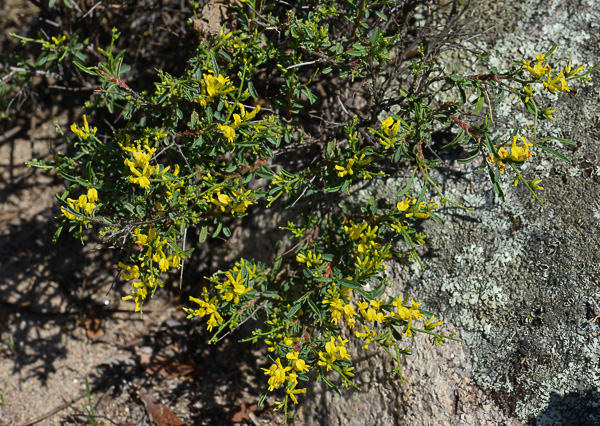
[303,0,600,424]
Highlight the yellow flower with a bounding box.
[522,56,551,79]
[355,325,377,349]
[233,104,261,126]
[210,189,233,211]
[286,385,306,405]
[204,71,231,97]
[424,314,444,330]
[262,358,291,391]
[397,197,411,212]
[286,351,310,372]
[215,269,253,304]
[335,158,355,177]
[543,71,570,93]
[186,290,224,331]
[390,222,407,233]
[218,124,235,143]
[52,34,66,45]
[508,136,534,162]
[130,164,153,189]
[122,280,148,313]
[523,85,534,103]
[381,116,401,137]
[564,60,586,77]
[70,115,97,140]
[61,206,76,220]
[296,250,322,268]
[487,147,510,172]
[118,262,141,281]
[87,187,98,203]
[344,220,368,240]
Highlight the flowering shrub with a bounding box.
[15,0,596,421]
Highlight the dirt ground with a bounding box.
[0,110,290,426]
[0,2,286,425]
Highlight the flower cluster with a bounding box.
[184,260,257,332]
[317,336,350,371]
[391,297,425,337]
[322,284,356,327]
[218,104,262,144]
[61,188,99,220]
[122,142,157,189]
[262,355,308,404]
[334,153,372,178]
[487,136,534,172]
[196,70,235,107]
[120,226,182,312]
[358,299,388,323]
[42,34,66,51]
[397,197,438,220]
[379,116,409,150]
[184,288,224,332]
[70,115,97,140]
[344,221,391,279]
[521,54,586,104]
[296,249,323,268]
[206,187,256,214]
[215,263,254,304]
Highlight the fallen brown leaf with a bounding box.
[230,402,258,423]
[139,388,184,426]
[83,316,104,338]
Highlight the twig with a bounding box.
[17,392,87,426]
[286,60,318,70]
[217,302,269,343]
[0,126,23,143]
[289,175,316,208]
[179,227,187,288]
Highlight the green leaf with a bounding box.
[544,43,558,57]
[222,226,231,237]
[247,81,258,99]
[498,89,505,104]
[536,144,570,163]
[473,93,485,115]
[374,10,388,21]
[457,149,480,164]
[52,220,65,244]
[319,374,341,395]
[307,298,323,320]
[338,278,362,290]
[354,288,372,301]
[441,129,465,150]
[347,50,364,57]
[286,303,303,318]
[430,212,444,225]
[371,282,386,298]
[397,169,416,198]
[415,181,428,208]
[543,136,577,146]
[258,387,269,407]
[212,222,222,238]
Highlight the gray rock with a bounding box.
[303,0,600,424]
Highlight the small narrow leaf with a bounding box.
[536,144,570,163]
[473,93,485,115]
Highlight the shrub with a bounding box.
[14,0,595,421]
